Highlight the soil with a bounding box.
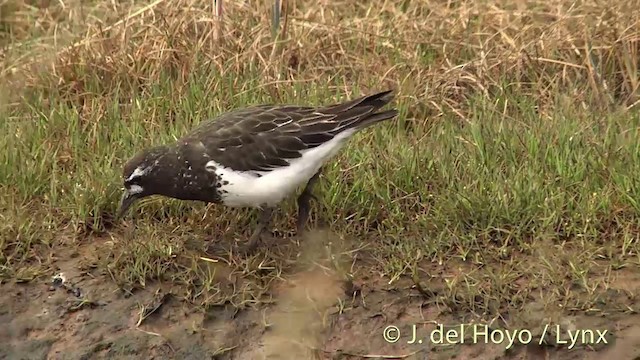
[2,232,640,360]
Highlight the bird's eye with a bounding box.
[125,176,140,186]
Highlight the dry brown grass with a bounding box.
[3,0,638,113]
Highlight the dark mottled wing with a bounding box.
[179,90,398,173]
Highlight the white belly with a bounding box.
[207,129,355,208]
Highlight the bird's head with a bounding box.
[116,145,172,220]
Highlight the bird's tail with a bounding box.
[355,108,398,130]
[324,89,399,131]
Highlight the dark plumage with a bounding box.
[117,90,398,252]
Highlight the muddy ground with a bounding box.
[2,231,640,360]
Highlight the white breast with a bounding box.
[206,129,357,208]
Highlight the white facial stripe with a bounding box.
[126,166,150,182]
[205,161,216,172]
[128,184,144,195]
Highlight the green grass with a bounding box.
[1,0,639,325]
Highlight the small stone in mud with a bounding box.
[52,273,66,287]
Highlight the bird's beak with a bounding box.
[116,190,139,221]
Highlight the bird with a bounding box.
[116,89,398,253]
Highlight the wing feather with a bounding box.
[179,91,397,173]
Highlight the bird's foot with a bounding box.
[238,242,259,256]
[238,231,262,255]
[295,217,307,234]
[296,192,318,234]
[239,206,274,255]
[295,168,322,235]
[204,240,233,255]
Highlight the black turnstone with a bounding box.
[116,90,398,252]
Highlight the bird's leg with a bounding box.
[244,206,275,253]
[296,168,322,233]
